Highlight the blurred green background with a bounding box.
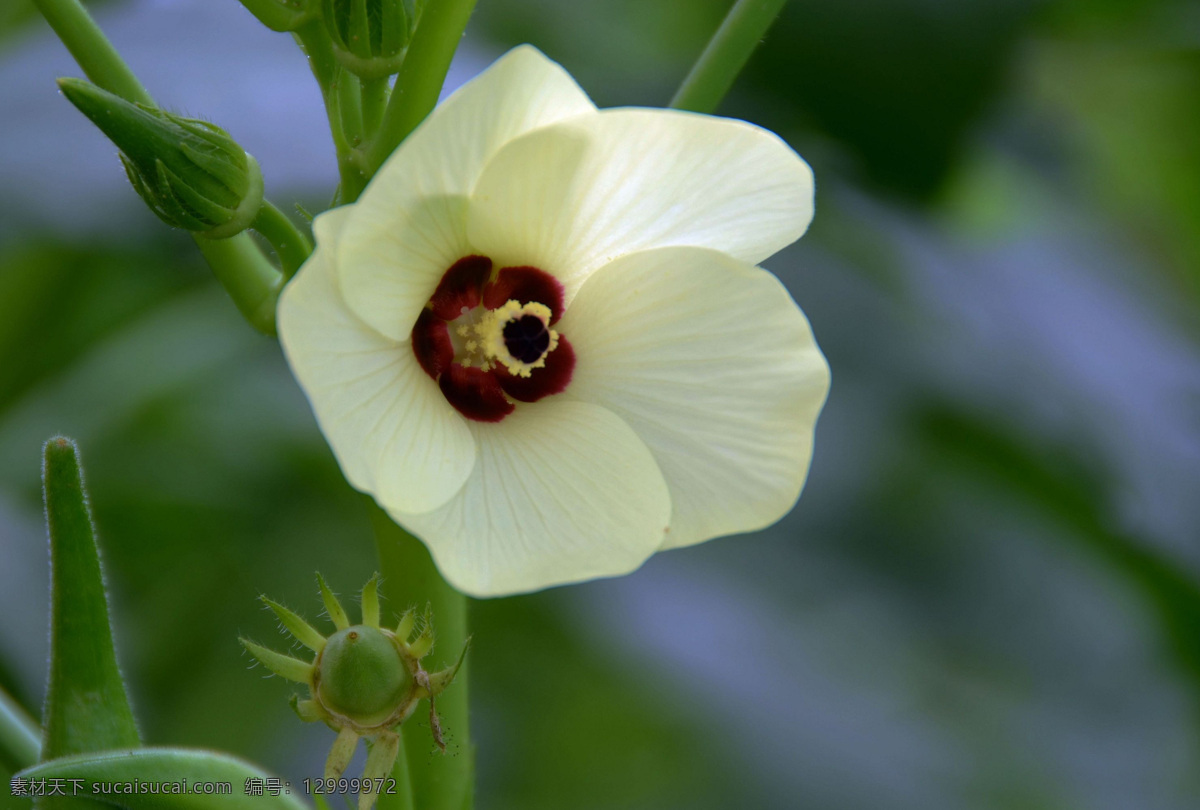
[3,0,1200,808]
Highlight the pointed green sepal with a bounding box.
[361,573,381,628]
[407,613,434,660]
[394,607,415,640]
[41,437,141,760]
[325,727,359,780]
[261,597,327,652]
[359,732,400,810]
[240,639,313,684]
[289,695,327,724]
[16,747,308,809]
[317,573,351,630]
[58,78,264,237]
[421,637,470,699]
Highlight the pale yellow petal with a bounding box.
[338,46,597,339]
[337,194,471,341]
[278,208,476,514]
[468,107,813,300]
[395,401,672,597]
[558,246,829,549]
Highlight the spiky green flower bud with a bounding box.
[323,0,417,79]
[240,574,467,810]
[58,78,264,238]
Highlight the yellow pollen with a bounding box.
[477,300,559,378]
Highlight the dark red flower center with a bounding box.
[412,257,575,422]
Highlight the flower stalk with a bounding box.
[294,20,372,202]
[669,0,790,114]
[252,201,314,279]
[31,0,151,105]
[361,0,478,178]
[370,505,472,810]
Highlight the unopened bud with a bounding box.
[59,78,263,238]
[323,0,415,79]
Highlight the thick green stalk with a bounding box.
[338,70,366,148]
[252,200,313,279]
[31,0,151,104]
[295,21,369,203]
[294,19,338,96]
[669,0,789,114]
[0,687,39,772]
[369,504,471,810]
[363,0,478,174]
[195,235,285,335]
[361,76,390,140]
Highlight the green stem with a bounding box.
[31,0,151,105]
[369,503,471,810]
[338,70,366,149]
[669,0,789,114]
[294,20,338,96]
[194,235,285,336]
[295,22,369,203]
[335,71,370,199]
[363,0,478,174]
[0,687,39,772]
[361,76,390,140]
[253,200,313,279]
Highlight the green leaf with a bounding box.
[41,437,140,761]
[16,748,309,809]
[2,757,34,809]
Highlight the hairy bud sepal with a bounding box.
[240,574,467,810]
[59,78,264,238]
